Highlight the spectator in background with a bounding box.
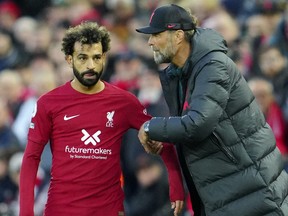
[0,28,30,71]
[0,96,21,151]
[125,153,173,216]
[25,24,53,57]
[0,151,18,216]
[241,13,271,77]
[257,45,288,121]
[245,13,274,51]
[248,77,288,167]
[11,16,38,55]
[12,0,51,17]
[200,9,255,80]
[177,0,222,26]
[0,1,21,31]
[269,5,288,57]
[109,51,143,93]
[12,16,37,41]
[244,0,287,76]
[6,151,24,216]
[54,60,74,86]
[137,67,167,108]
[6,151,47,216]
[0,69,31,120]
[12,56,57,147]
[201,9,240,54]
[0,97,21,215]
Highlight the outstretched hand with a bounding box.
[138,122,163,154]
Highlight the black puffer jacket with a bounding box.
[149,28,288,216]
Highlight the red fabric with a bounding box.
[266,102,288,154]
[160,143,185,201]
[185,193,194,216]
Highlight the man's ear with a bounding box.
[102,53,107,68]
[66,55,73,67]
[175,30,185,44]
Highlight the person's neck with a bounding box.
[71,80,105,94]
[172,41,191,68]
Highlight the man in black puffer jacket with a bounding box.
[136,4,288,216]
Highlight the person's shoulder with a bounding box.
[38,82,69,101]
[104,81,138,100]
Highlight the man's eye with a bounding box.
[79,57,86,61]
[94,56,102,60]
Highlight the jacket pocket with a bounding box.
[210,132,238,164]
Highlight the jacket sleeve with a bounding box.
[19,139,45,216]
[160,143,185,201]
[149,60,230,143]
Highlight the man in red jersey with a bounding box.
[19,22,185,216]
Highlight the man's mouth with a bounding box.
[83,72,97,79]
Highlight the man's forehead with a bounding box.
[74,41,103,53]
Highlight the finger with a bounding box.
[171,202,175,209]
[141,143,151,153]
[155,145,163,154]
[147,141,162,150]
[173,201,179,216]
[154,142,163,154]
[147,143,162,154]
[173,202,179,216]
[174,201,184,216]
[156,148,163,155]
[144,145,152,154]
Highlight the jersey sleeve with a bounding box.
[19,139,46,216]
[27,98,51,144]
[125,93,151,129]
[160,143,185,202]
[19,98,51,216]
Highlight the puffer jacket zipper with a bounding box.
[211,132,238,164]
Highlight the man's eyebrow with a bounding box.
[76,53,87,56]
[75,52,103,57]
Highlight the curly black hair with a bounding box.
[61,21,111,56]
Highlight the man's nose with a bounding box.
[148,35,154,46]
[87,58,95,69]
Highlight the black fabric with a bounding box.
[136,4,195,34]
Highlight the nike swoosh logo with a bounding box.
[167,24,176,28]
[64,114,80,121]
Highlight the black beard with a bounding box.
[73,67,102,87]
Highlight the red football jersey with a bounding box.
[20,81,184,216]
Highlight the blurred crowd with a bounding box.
[0,0,288,215]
